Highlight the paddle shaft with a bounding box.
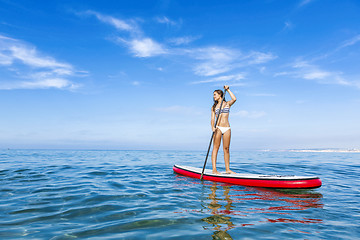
[200,89,227,180]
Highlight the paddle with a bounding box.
[200,88,227,180]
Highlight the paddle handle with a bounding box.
[200,89,227,180]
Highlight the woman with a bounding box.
[211,85,236,174]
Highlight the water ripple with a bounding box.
[0,150,359,239]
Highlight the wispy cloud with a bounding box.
[117,37,167,57]
[168,36,200,46]
[233,110,267,119]
[276,60,360,89]
[283,1,360,90]
[283,21,294,31]
[302,34,360,62]
[79,11,276,83]
[82,11,167,58]
[0,35,82,90]
[338,34,360,50]
[190,47,276,77]
[155,16,180,26]
[9,46,72,69]
[299,0,314,7]
[81,10,138,33]
[191,73,245,84]
[0,35,71,69]
[17,78,76,90]
[293,61,331,80]
[186,47,276,85]
[189,47,239,77]
[247,51,277,64]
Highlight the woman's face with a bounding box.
[213,91,221,101]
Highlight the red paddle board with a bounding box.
[173,165,322,189]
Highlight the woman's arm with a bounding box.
[211,107,216,132]
[224,85,237,106]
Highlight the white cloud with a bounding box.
[81,11,276,81]
[233,110,266,119]
[84,11,167,58]
[20,78,77,89]
[259,66,266,73]
[292,60,336,81]
[191,73,245,84]
[333,75,360,88]
[274,71,290,77]
[187,47,276,78]
[0,34,81,90]
[155,16,179,26]
[194,62,232,77]
[338,34,360,49]
[83,10,136,32]
[276,60,360,89]
[0,78,78,90]
[283,21,294,31]
[0,52,13,65]
[168,36,200,46]
[120,38,167,58]
[9,46,71,69]
[0,37,70,69]
[303,70,330,80]
[247,51,277,64]
[193,47,237,62]
[299,0,314,7]
[188,47,239,76]
[311,34,360,62]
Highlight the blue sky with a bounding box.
[0,0,359,150]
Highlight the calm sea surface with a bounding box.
[0,149,359,239]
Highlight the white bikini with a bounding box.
[217,126,231,134]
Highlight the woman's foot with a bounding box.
[225,170,236,174]
[212,170,221,175]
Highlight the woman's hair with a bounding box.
[212,89,226,111]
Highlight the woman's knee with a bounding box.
[223,146,230,152]
[213,145,220,152]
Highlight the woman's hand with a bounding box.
[225,85,237,106]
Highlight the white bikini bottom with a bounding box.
[217,126,231,134]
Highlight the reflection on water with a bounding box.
[200,182,323,239]
[202,184,235,239]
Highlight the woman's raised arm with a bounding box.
[224,85,236,106]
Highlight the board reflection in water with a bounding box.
[200,182,323,239]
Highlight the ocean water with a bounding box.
[0,150,359,239]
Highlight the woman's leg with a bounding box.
[223,129,235,174]
[211,129,222,174]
